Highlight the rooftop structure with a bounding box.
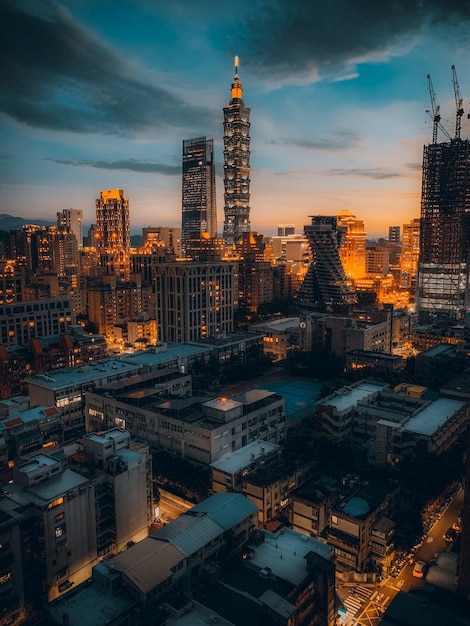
[403,397,466,436]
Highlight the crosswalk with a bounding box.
[342,585,374,617]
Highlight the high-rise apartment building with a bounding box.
[95,189,131,279]
[338,210,367,280]
[298,216,357,310]
[278,224,296,236]
[417,139,470,321]
[155,260,236,343]
[223,56,251,244]
[181,137,217,252]
[388,225,401,244]
[95,189,130,252]
[57,208,83,250]
[400,218,420,290]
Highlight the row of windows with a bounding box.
[0,301,71,315]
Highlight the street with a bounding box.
[338,486,464,626]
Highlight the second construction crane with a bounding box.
[426,73,451,143]
[452,64,464,140]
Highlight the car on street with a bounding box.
[412,560,426,578]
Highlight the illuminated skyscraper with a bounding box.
[337,210,367,280]
[95,189,130,278]
[400,218,420,290]
[181,137,217,252]
[95,189,130,252]
[223,56,251,245]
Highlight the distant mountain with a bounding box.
[0,213,54,232]
[0,214,143,246]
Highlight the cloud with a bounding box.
[234,0,470,82]
[45,158,181,175]
[405,162,423,171]
[270,129,362,151]
[325,168,400,180]
[0,1,214,136]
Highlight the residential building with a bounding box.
[400,218,420,290]
[27,358,141,441]
[0,429,151,610]
[316,381,469,465]
[249,317,300,362]
[388,226,401,244]
[155,259,236,343]
[0,297,73,346]
[0,260,25,304]
[86,385,287,465]
[142,226,181,256]
[337,210,367,281]
[95,189,131,279]
[293,477,399,574]
[298,216,357,311]
[210,439,281,494]
[57,208,83,250]
[45,493,258,626]
[277,224,296,236]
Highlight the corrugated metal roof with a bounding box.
[110,538,184,595]
[191,492,257,530]
[153,513,223,556]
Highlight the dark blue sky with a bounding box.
[2,0,470,237]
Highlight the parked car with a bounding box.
[445,527,457,543]
[412,561,426,578]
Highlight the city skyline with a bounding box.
[2,0,470,238]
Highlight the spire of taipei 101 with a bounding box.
[222,56,251,245]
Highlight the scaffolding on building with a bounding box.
[417,139,470,321]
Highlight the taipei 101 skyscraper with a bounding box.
[223,56,251,245]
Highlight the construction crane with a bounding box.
[451,64,464,140]
[426,74,451,143]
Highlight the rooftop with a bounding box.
[403,397,466,437]
[46,577,134,626]
[210,440,280,475]
[250,317,300,332]
[107,538,185,595]
[318,381,386,413]
[191,492,258,530]
[247,528,333,586]
[120,342,212,368]
[28,358,141,390]
[6,467,88,506]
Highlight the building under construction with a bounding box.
[416,68,470,322]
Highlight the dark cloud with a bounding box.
[270,129,362,151]
[45,158,181,175]
[406,162,423,171]
[0,1,214,135]
[234,0,470,79]
[325,168,400,180]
